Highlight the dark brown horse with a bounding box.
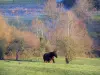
[43,51,57,63]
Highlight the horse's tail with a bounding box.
[43,53,45,62]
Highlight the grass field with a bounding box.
[0,57,100,75]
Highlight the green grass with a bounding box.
[92,15,100,21]
[0,57,100,75]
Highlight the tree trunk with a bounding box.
[65,57,69,64]
[0,49,4,60]
[16,50,19,61]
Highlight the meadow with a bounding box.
[0,0,100,75]
[0,57,100,75]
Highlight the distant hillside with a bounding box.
[0,0,45,4]
[93,0,100,10]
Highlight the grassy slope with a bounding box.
[0,58,100,75]
[92,15,100,21]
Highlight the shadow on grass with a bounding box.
[4,59,43,63]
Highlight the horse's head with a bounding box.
[53,50,57,58]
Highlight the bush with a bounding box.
[56,37,76,64]
[0,39,6,60]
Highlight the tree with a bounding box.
[38,36,53,56]
[72,0,94,56]
[39,37,47,54]
[56,37,76,64]
[93,0,100,10]
[6,38,24,60]
[39,37,46,55]
[44,0,93,61]
[72,0,93,21]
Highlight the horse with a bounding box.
[43,51,57,63]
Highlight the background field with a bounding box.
[0,57,100,75]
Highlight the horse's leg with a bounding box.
[49,60,52,63]
[48,59,53,63]
[44,60,45,63]
[50,60,52,63]
[44,61,47,63]
[44,59,46,62]
[48,60,50,63]
[52,59,55,63]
